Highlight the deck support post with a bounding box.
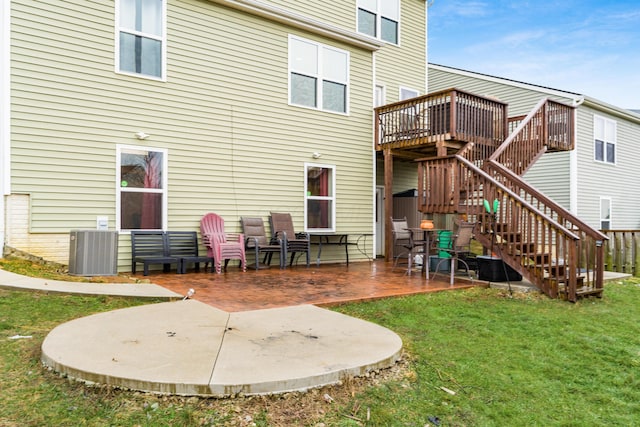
[384,148,394,262]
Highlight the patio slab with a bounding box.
[40,300,402,396]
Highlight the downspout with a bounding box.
[372,51,377,257]
[425,0,432,94]
[0,0,11,255]
[569,96,584,215]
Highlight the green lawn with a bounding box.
[1,275,639,426]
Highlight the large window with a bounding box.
[116,0,165,79]
[305,163,336,232]
[117,145,167,231]
[357,0,400,44]
[594,115,616,164]
[289,36,349,114]
[600,197,611,230]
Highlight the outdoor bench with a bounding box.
[130,231,212,275]
[166,231,213,274]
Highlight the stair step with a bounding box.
[547,265,567,276]
[532,253,551,264]
[494,223,509,233]
[544,275,585,286]
[502,232,522,243]
[516,243,537,253]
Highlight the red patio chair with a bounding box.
[200,213,246,274]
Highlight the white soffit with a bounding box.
[208,0,384,51]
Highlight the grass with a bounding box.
[1,258,639,426]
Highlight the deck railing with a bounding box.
[485,98,575,176]
[374,88,508,152]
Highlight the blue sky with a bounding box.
[427,1,640,109]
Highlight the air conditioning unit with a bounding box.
[69,230,119,276]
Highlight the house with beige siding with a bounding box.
[429,63,640,230]
[0,0,428,271]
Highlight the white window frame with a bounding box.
[116,144,168,232]
[115,0,167,81]
[599,197,611,230]
[399,86,419,100]
[288,35,350,115]
[304,163,336,232]
[375,84,386,107]
[356,0,400,45]
[593,115,616,164]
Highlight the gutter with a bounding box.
[581,96,640,124]
[208,0,384,51]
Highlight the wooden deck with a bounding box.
[142,260,477,312]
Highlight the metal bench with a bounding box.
[130,231,179,276]
[167,231,213,274]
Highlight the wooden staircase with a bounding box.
[415,99,607,301]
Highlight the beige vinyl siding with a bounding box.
[376,0,426,101]
[262,0,354,29]
[10,0,375,268]
[375,158,418,193]
[372,0,427,218]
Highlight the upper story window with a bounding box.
[357,0,400,44]
[305,163,336,232]
[289,36,349,114]
[117,145,168,231]
[116,0,166,80]
[594,115,616,164]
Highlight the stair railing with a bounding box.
[461,98,575,177]
[418,154,605,301]
[480,160,607,300]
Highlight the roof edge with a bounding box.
[209,0,384,51]
[428,63,583,103]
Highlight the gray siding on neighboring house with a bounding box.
[428,64,640,230]
[428,65,573,115]
[575,105,640,229]
[429,64,575,210]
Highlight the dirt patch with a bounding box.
[137,355,411,426]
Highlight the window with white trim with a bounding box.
[400,86,419,100]
[117,145,168,231]
[375,85,386,107]
[116,0,166,79]
[357,0,400,44]
[594,115,616,164]
[600,197,611,230]
[305,163,336,232]
[289,36,349,114]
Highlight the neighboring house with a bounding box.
[429,63,640,230]
[0,0,428,270]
